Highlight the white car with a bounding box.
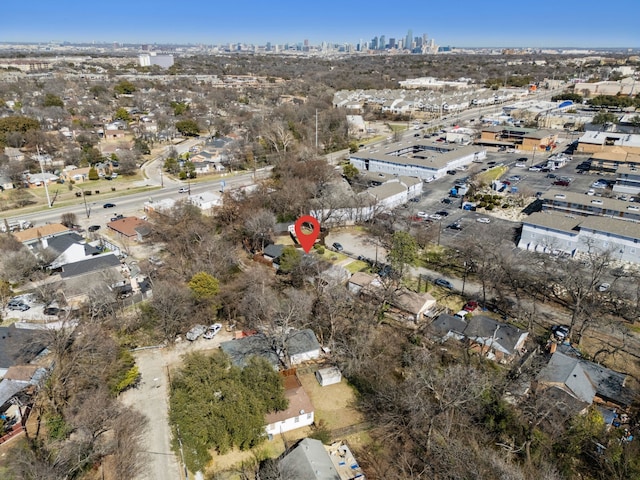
[186,324,207,341]
[528,166,542,172]
[417,211,429,218]
[203,323,222,339]
[178,187,189,193]
[476,217,491,224]
[515,162,526,168]
[586,189,595,196]
[429,213,442,220]
[598,283,610,292]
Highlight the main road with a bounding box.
[4,168,272,229]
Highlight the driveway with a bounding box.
[120,330,233,480]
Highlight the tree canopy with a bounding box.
[175,119,200,136]
[169,351,287,472]
[0,115,40,147]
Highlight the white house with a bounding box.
[187,192,222,212]
[265,374,314,436]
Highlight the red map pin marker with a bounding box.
[294,215,320,253]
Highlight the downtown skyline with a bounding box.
[2,0,639,49]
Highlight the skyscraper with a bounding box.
[405,29,413,51]
[379,35,386,50]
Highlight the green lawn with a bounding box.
[345,260,369,273]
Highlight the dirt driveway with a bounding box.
[120,330,233,480]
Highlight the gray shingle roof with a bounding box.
[0,324,48,371]
[60,253,121,279]
[279,438,340,480]
[42,232,84,255]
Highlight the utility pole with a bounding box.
[315,109,318,151]
[37,145,52,208]
[176,425,188,480]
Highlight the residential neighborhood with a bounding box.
[0,15,639,480]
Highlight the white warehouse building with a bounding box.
[349,139,486,181]
[518,211,640,264]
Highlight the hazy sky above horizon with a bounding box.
[3,0,639,48]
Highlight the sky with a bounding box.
[2,0,639,48]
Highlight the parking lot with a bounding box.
[394,148,612,249]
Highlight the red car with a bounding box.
[463,301,479,312]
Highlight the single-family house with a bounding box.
[13,223,70,248]
[33,231,100,269]
[220,329,321,369]
[60,166,92,183]
[0,325,49,377]
[389,288,437,322]
[286,329,321,366]
[23,172,58,188]
[187,192,222,212]
[265,372,314,436]
[275,438,365,480]
[3,147,24,162]
[348,272,437,322]
[107,217,152,241]
[463,315,529,362]
[59,253,122,279]
[429,313,529,362]
[263,244,286,269]
[0,172,14,191]
[536,351,634,409]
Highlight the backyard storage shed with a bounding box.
[315,366,342,387]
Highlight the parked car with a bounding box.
[528,166,542,172]
[7,300,29,311]
[463,301,479,312]
[110,214,124,221]
[446,170,457,175]
[441,198,452,204]
[586,189,595,196]
[203,323,222,339]
[43,306,60,316]
[429,213,442,220]
[476,217,491,224]
[598,282,611,292]
[417,211,429,218]
[446,222,462,230]
[434,278,453,289]
[553,180,570,186]
[186,324,207,341]
[88,225,101,232]
[103,203,116,208]
[332,242,344,252]
[551,325,570,341]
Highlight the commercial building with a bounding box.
[349,139,485,181]
[577,131,640,156]
[138,53,174,69]
[478,126,558,152]
[517,211,640,263]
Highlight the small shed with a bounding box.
[315,366,342,387]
